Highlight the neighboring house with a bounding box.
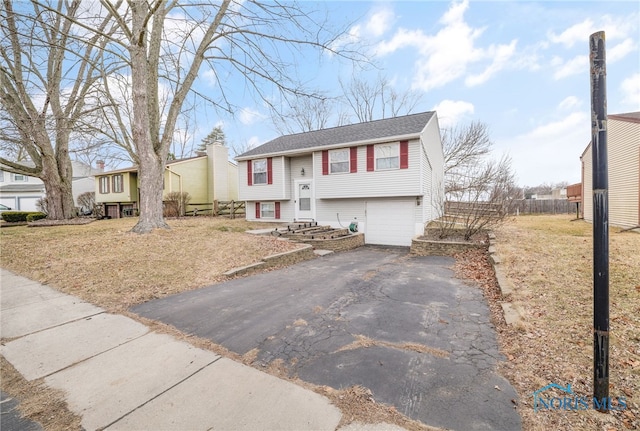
[95,143,238,218]
[235,112,444,246]
[531,187,567,200]
[581,111,640,229]
[0,160,99,211]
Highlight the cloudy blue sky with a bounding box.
[196,0,639,188]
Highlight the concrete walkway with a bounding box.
[1,268,400,431]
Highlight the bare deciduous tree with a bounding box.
[94,0,362,233]
[438,121,519,240]
[340,74,422,123]
[0,0,115,220]
[442,121,492,194]
[269,93,349,135]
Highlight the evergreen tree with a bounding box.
[198,126,226,152]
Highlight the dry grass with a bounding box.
[0,217,299,313]
[493,214,640,430]
[0,356,82,431]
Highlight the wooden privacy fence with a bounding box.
[445,201,503,219]
[513,199,573,215]
[213,200,245,219]
[444,199,574,217]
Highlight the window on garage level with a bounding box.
[260,202,275,218]
[329,149,349,173]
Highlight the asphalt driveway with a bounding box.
[132,246,521,430]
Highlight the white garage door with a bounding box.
[18,197,40,211]
[366,199,416,246]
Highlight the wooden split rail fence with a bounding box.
[213,200,245,219]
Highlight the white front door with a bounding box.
[294,180,314,221]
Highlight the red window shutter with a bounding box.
[350,147,357,173]
[322,150,329,175]
[366,145,374,171]
[275,202,281,219]
[247,161,253,186]
[255,202,260,219]
[267,157,273,184]
[400,141,409,169]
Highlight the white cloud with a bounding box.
[547,19,595,48]
[608,38,637,62]
[505,111,590,186]
[376,0,517,91]
[465,40,518,87]
[365,7,395,38]
[331,5,395,54]
[558,96,581,111]
[239,108,265,125]
[552,54,588,80]
[432,100,475,129]
[201,69,218,87]
[621,73,640,110]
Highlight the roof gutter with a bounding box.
[235,131,422,161]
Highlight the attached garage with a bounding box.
[18,197,40,211]
[365,199,417,246]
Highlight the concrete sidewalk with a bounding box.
[0,269,403,431]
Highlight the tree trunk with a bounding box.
[41,152,76,219]
[128,2,169,234]
[131,152,169,233]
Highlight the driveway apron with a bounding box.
[132,246,521,430]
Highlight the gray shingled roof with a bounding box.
[237,111,435,159]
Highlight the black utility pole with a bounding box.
[589,30,609,407]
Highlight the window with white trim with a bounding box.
[375,143,400,170]
[253,159,267,185]
[13,173,27,182]
[260,202,275,218]
[112,174,123,193]
[329,149,349,174]
[99,176,109,194]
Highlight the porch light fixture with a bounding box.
[301,167,305,176]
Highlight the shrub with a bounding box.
[77,192,95,215]
[163,192,191,217]
[26,212,47,222]
[36,197,48,214]
[1,211,45,222]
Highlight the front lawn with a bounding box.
[495,215,639,430]
[0,217,297,312]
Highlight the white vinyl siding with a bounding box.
[581,117,639,228]
[582,145,593,223]
[238,157,289,201]
[315,140,422,198]
[607,118,639,228]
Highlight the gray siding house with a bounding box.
[236,112,444,246]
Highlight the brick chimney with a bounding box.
[96,160,105,172]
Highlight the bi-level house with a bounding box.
[96,143,238,218]
[236,112,444,246]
